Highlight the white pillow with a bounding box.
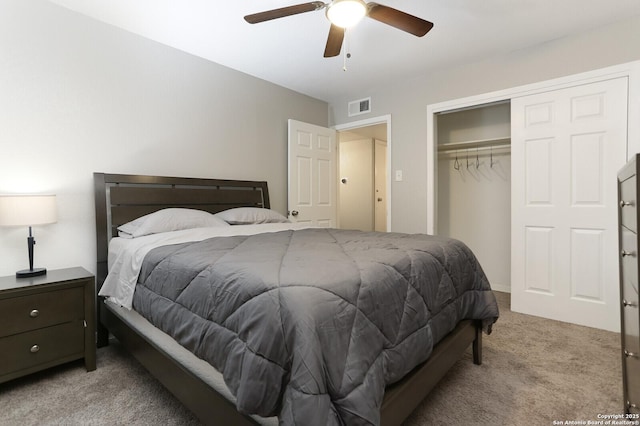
[214,207,290,225]
[117,208,230,238]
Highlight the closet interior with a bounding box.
[436,101,511,293]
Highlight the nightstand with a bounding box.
[0,267,96,384]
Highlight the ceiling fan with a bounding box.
[244,0,434,58]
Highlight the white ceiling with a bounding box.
[49,0,640,103]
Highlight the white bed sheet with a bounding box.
[99,222,314,309]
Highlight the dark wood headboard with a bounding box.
[93,172,270,292]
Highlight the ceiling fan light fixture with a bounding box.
[326,0,367,28]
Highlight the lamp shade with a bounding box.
[0,195,57,226]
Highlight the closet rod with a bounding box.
[438,144,511,155]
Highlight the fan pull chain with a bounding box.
[343,29,350,71]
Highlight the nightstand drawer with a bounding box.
[0,321,84,377]
[0,287,84,338]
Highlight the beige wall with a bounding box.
[0,0,328,276]
[329,15,640,233]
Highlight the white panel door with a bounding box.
[511,77,628,332]
[288,119,337,227]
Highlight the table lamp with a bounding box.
[0,194,57,278]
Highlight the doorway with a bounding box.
[435,101,511,294]
[335,115,391,232]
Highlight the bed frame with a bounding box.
[93,172,482,426]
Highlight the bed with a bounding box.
[93,172,498,425]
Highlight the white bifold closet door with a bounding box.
[511,77,628,332]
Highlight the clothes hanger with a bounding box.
[490,146,494,168]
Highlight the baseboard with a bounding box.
[490,283,510,293]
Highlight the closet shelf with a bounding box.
[437,137,510,152]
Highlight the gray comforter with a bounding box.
[132,228,499,425]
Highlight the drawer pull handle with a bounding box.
[625,350,638,358]
[622,250,636,257]
[620,200,635,208]
[624,300,638,308]
[29,309,39,318]
[30,344,40,354]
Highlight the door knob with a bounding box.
[291,210,299,217]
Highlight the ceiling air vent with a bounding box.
[348,97,371,117]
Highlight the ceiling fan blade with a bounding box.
[366,3,434,37]
[324,24,345,57]
[244,1,325,24]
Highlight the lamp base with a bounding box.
[16,268,47,278]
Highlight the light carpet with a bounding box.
[0,292,622,425]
